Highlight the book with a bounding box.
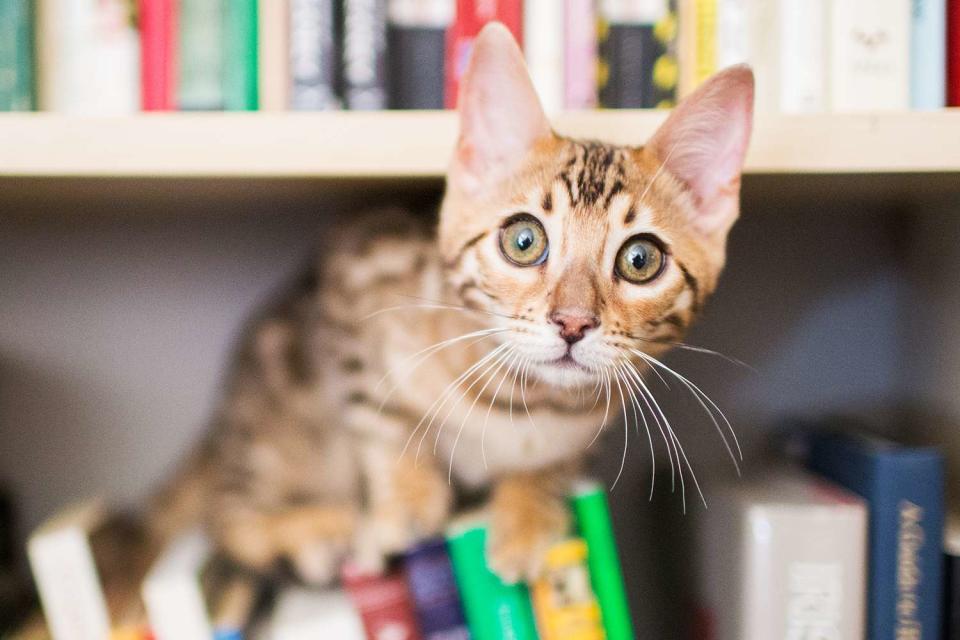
[386,0,454,109]
[676,0,698,97]
[829,0,911,111]
[27,500,150,640]
[178,0,225,110]
[563,0,597,109]
[258,0,289,110]
[139,0,176,111]
[911,0,947,109]
[524,0,564,114]
[692,0,717,86]
[343,0,388,110]
[341,561,423,640]
[37,0,140,114]
[949,0,960,106]
[444,0,523,108]
[569,481,633,640]
[808,431,944,640]
[715,0,777,112]
[778,0,827,113]
[289,0,341,110]
[266,588,365,640]
[531,539,605,640]
[446,520,539,640]
[0,0,34,111]
[403,538,470,640]
[696,470,867,640]
[223,0,259,111]
[944,519,960,640]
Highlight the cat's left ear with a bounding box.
[449,22,552,195]
[646,65,754,241]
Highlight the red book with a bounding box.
[342,563,423,640]
[139,0,177,110]
[444,0,524,108]
[950,0,960,105]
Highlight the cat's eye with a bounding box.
[615,235,667,284]
[499,214,549,267]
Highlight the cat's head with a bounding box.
[438,24,753,389]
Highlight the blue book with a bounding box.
[808,431,944,640]
[911,0,947,109]
[403,538,470,640]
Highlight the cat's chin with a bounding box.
[531,359,598,390]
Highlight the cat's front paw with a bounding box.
[486,480,570,583]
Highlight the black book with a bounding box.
[386,0,452,109]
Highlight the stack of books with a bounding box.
[2,0,960,114]
[22,480,633,639]
[695,425,948,640]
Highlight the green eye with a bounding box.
[499,214,549,266]
[615,235,667,284]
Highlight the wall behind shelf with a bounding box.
[0,181,914,635]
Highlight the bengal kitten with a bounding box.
[151,23,754,585]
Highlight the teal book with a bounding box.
[570,480,634,640]
[0,0,34,111]
[179,0,225,110]
[223,0,258,111]
[911,0,946,109]
[446,520,539,640]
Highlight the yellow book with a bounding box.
[693,0,717,85]
[532,539,605,640]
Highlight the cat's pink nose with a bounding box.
[550,310,599,344]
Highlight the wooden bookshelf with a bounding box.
[1,110,960,178]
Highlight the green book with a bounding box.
[222,0,258,111]
[0,0,34,111]
[179,0,225,110]
[570,480,634,640]
[446,521,539,640]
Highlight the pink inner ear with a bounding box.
[648,65,755,233]
[452,23,551,192]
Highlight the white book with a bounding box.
[716,0,778,112]
[258,0,290,111]
[37,0,140,114]
[697,470,867,640]
[830,0,910,111]
[779,0,827,113]
[265,588,365,640]
[141,529,214,640]
[524,0,564,114]
[27,500,112,640]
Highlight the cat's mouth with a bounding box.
[549,353,591,372]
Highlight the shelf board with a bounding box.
[1,110,960,177]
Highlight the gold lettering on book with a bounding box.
[896,500,925,639]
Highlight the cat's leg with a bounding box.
[352,425,454,572]
[486,461,580,583]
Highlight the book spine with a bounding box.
[0,0,34,111]
[597,0,668,108]
[715,0,747,67]
[140,0,175,110]
[829,0,911,111]
[910,0,947,109]
[141,530,215,640]
[386,0,453,109]
[343,0,388,110]
[524,0,564,114]
[289,0,341,110]
[28,528,113,640]
[809,438,945,640]
[342,563,423,640]
[178,0,225,110]
[446,525,539,640]
[693,0,716,85]
[677,0,698,97]
[944,540,960,640]
[223,0,259,111]
[947,0,960,106]
[778,0,826,113]
[569,482,633,640]
[403,538,470,640]
[38,0,140,114]
[444,0,524,108]
[531,539,605,640]
[258,0,289,110]
[563,0,597,109]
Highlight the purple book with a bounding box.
[403,539,470,640]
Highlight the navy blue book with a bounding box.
[808,431,944,640]
[403,538,470,640]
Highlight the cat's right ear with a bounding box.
[449,22,552,195]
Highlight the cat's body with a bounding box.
[151,24,755,584]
